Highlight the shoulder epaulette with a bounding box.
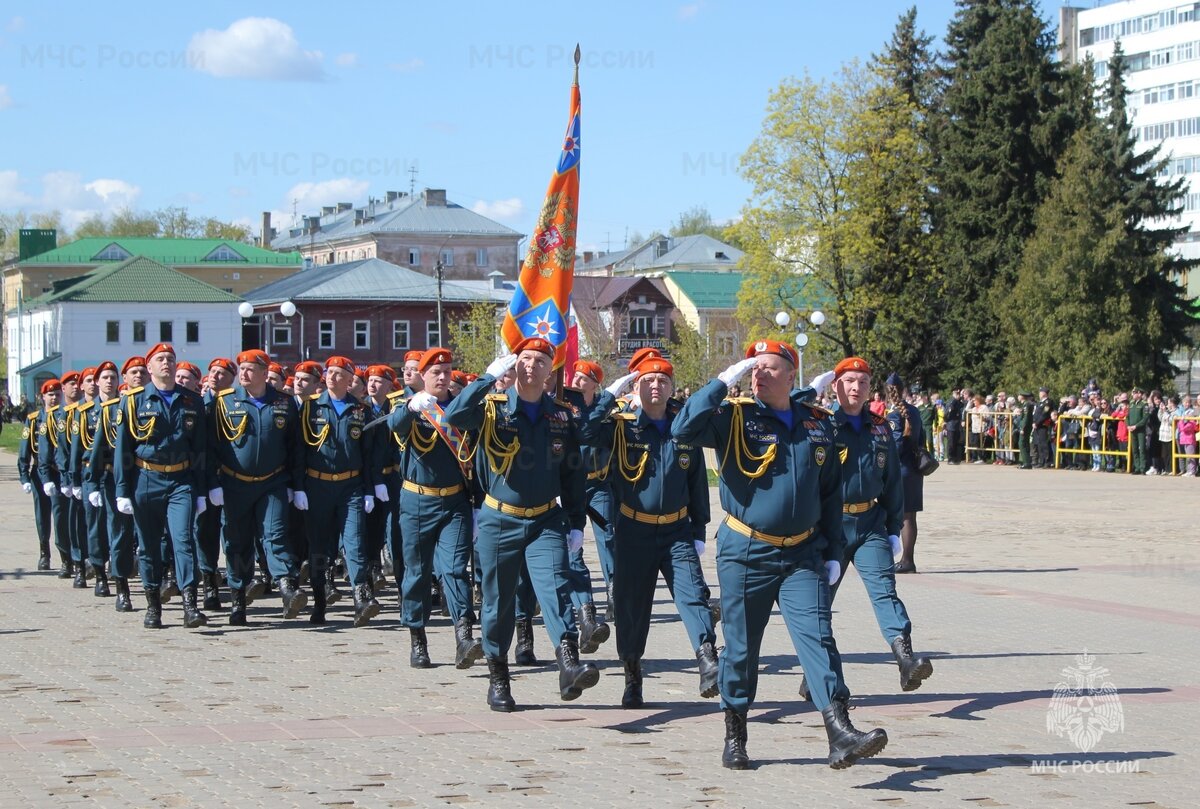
[64,402,79,412]
[47,405,60,413]
[123,386,143,396]
[725,396,755,405]
[26,411,38,422]
[801,402,832,418]
[614,411,637,421]
[386,389,406,402]
[217,387,235,397]
[484,393,508,401]
[78,401,95,412]
[309,392,322,400]
[101,397,120,407]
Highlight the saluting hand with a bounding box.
[808,370,836,395]
[605,371,639,398]
[718,358,757,388]
[485,353,518,379]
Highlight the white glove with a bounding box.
[606,371,639,398]
[694,540,706,556]
[824,560,841,586]
[485,353,518,379]
[567,529,584,553]
[287,488,294,504]
[888,535,902,558]
[22,482,32,494]
[88,490,102,508]
[364,494,376,514]
[195,496,207,516]
[407,391,436,413]
[43,481,58,497]
[68,486,79,500]
[116,496,133,515]
[624,394,642,414]
[293,490,309,511]
[809,370,836,395]
[208,487,225,507]
[75,486,85,500]
[374,484,390,502]
[718,358,757,387]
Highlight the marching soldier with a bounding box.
[57,370,88,587]
[288,360,324,580]
[401,350,424,393]
[196,358,236,610]
[387,347,483,669]
[580,354,718,707]
[86,361,137,612]
[443,338,599,711]
[18,380,59,570]
[176,362,203,393]
[207,350,307,625]
[113,343,209,629]
[365,364,399,592]
[673,340,887,770]
[71,367,111,596]
[293,356,382,627]
[37,377,73,578]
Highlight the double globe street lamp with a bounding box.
[774,309,826,384]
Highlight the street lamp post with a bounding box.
[775,309,826,386]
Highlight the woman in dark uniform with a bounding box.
[885,374,923,574]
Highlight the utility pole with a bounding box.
[435,259,444,346]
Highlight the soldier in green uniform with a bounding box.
[71,367,111,596]
[580,354,718,707]
[673,340,887,771]
[387,347,483,669]
[85,360,137,612]
[207,350,308,625]
[1126,387,1149,474]
[443,337,598,712]
[113,343,209,629]
[1017,392,1034,469]
[19,380,60,570]
[292,355,381,627]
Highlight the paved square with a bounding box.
[0,452,1195,808]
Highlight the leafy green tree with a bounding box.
[666,316,709,393]
[669,205,727,242]
[447,301,502,374]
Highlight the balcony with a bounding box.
[618,336,668,356]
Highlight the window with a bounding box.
[186,321,199,343]
[629,315,651,336]
[440,249,454,267]
[392,320,411,350]
[715,332,736,356]
[132,320,146,343]
[476,248,488,266]
[93,243,131,261]
[408,248,421,266]
[159,320,173,342]
[354,320,370,350]
[318,320,335,349]
[106,320,119,343]
[272,325,292,345]
[203,244,245,262]
[426,320,440,347]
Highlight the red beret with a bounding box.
[236,350,269,368]
[403,350,423,364]
[285,376,295,388]
[465,373,478,383]
[208,358,236,375]
[176,361,202,379]
[746,340,798,367]
[96,361,118,376]
[80,367,97,382]
[60,371,80,386]
[627,347,662,372]
[121,356,147,374]
[833,356,871,378]
[353,367,367,381]
[367,364,397,383]
[117,382,129,393]
[268,362,284,376]
[418,347,453,373]
[146,343,175,361]
[294,360,323,378]
[325,356,355,373]
[574,360,604,384]
[635,356,674,378]
[451,370,469,386]
[513,336,554,358]
[41,379,62,395]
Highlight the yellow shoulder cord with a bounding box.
[720,402,777,479]
[78,408,95,453]
[613,420,647,483]
[30,416,40,457]
[215,395,249,442]
[407,419,438,454]
[100,403,119,448]
[480,397,520,476]
[125,395,157,442]
[46,413,61,449]
[299,398,330,449]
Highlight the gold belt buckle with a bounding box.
[522,506,535,517]
[656,514,669,525]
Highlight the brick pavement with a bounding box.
[0,452,1196,808]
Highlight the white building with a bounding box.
[7,255,242,402]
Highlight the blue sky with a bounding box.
[0,1,986,253]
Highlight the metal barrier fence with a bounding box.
[1169,415,1199,475]
[963,410,1017,462]
[1054,414,1131,472]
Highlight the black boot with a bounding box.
[514,617,538,665]
[181,585,209,629]
[279,577,308,619]
[430,577,443,616]
[258,559,274,596]
[486,657,516,712]
[57,555,73,579]
[114,577,134,612]
[555,636,599,701]
[324,568,342,605]
[245,573,267,605]
[298,560,310,586]
[203,571,221,611]
[709,597,722,626]
[160,568,179,603]
[37,543,51,571]
[229,588,247,626]
[696,641,719,698]
[371,563,388,592]
[891,634,933,692]
[309,577,327,625]
[143,588,162,629]
[94,568,111,597]
[353,584,380,627]
[72,562,87,589]
[721,708,749,770]
[822,699,888,769]
[410,627,432,668]
[454,618,484,670]
[602,582,615,625]
[621,658,644,708]
[797,673,811,701]
[576,602,609,655]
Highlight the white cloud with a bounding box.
[6,16,25,33]
[0,170,142,229]
[0,169,33,207]
[335,52,358,67]
[471,197,523,221]
[188,17,324,81]
[285,178,370,214]
[0,85,12,110]
[388,58,424,73]
[677,3,701,20]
